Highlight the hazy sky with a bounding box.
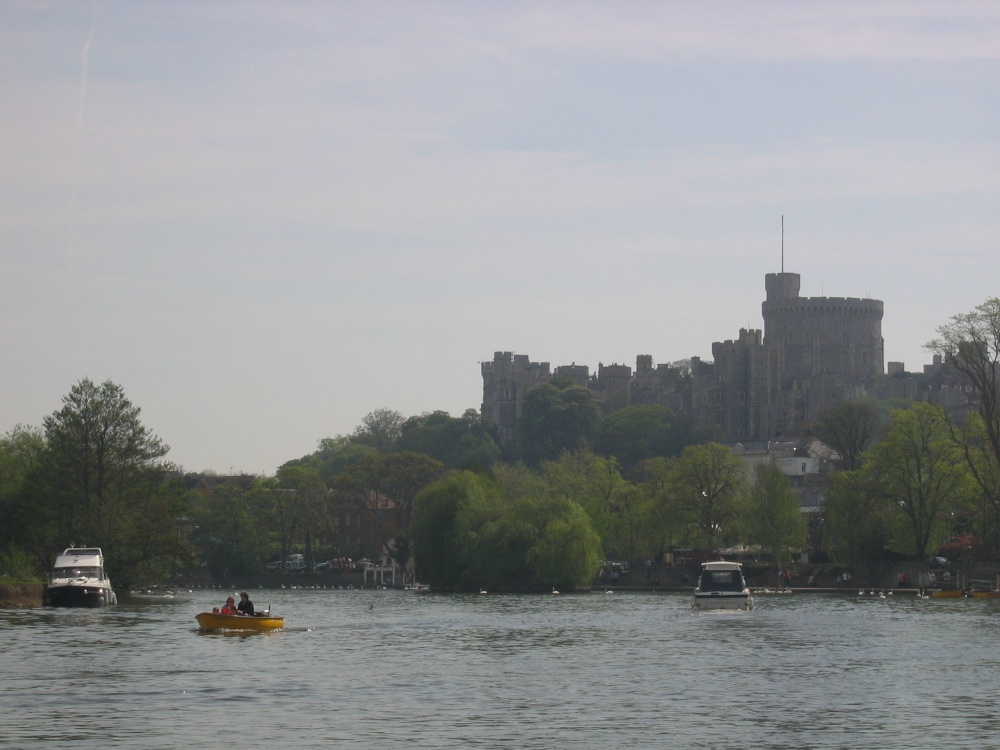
[3,1,999,475]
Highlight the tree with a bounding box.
[39,379,189,589]
[824,470,892,573]
[352,408,405,452]
[0,425,48,570]
[862,403,975,560]
[188,476,268,577]
[928,298,1000,539]
[744,462,806,568]
[528,504,603,589]
[411,471,491,588]
[281,435,377,482]
[594,404,682,475]
[397,409,499,470]
[517,383,600,466]
[637,456,693,560]
[541,450,632,558]
[275,466,329,569]
[332,451,443,557]
[814,401,884,471]
[670,443,749,549]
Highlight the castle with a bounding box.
[482,271,904,449]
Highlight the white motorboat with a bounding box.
[44,547,118,607]
[691,560,753,611]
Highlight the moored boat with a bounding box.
[195,611,284,632]
[692,560,754,611]
[44,547,117,607]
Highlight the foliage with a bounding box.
[34,379,190,589]
[188,476,273,577]
[824,470,892,571]
[744,462,806,568]
[861,403,975,560]
[410,469,602,591]
[411,471,490,589]
[594,404,683,475]
[280,436,377,482]
[636,456,694,557]
[352,408,405,452]
[517,383,600,466]
[814,401,884,471]
[397,409,499,471]
[0,543,40,581]
[669,443,749,549]
[332,451,444,555]
[928,297,1000,521]
[528,503,603,589]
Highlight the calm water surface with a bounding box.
[2,588,999,749]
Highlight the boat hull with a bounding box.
[195,612,284,631]
[45,583,117,608]
[692,593,754,611]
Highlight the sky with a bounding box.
[2,1,999,475]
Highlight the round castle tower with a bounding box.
[762,272,883,381]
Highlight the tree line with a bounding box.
[2,297,999,590]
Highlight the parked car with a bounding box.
[927,556,948,569]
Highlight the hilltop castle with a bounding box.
[482,271,891,448]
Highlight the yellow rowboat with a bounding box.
[195,612,284,631]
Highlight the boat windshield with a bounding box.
[53,567,101,579]
[699,570,745,592]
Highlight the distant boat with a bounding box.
[44,547,117,607]
[691,561,753,611]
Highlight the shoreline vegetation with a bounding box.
[0,582,45,608]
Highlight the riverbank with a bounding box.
[0,582,45,608]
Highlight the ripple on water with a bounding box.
[4,590,1000,749]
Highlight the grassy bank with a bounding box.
[0,581,45,608]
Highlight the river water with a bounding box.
[2,588,999,749]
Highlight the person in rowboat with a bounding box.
[219,596,238,615]
[237,592,255,616]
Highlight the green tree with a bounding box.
[670,443,749,549]
[744,462,806,568]
[188,477,266,577]
[928,297,1000,547]
[39,379,189,589]
[276,466,329,569]
[528,504,603,589]
[594,404,682,475]
[637,456,693,560]
[397,409,499,470]
[352,408,405,452]
[862,403,975,560]
[411,471,491,588]
[824,470,892,573]
[332,451,444,556]
[541,450,631,558]
[814,401,884,471]
[281,435,377,482]
[0,425,48,570]
[518,383,600,466]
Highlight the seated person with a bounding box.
[237,591,255,616]
[220,596,238,615]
